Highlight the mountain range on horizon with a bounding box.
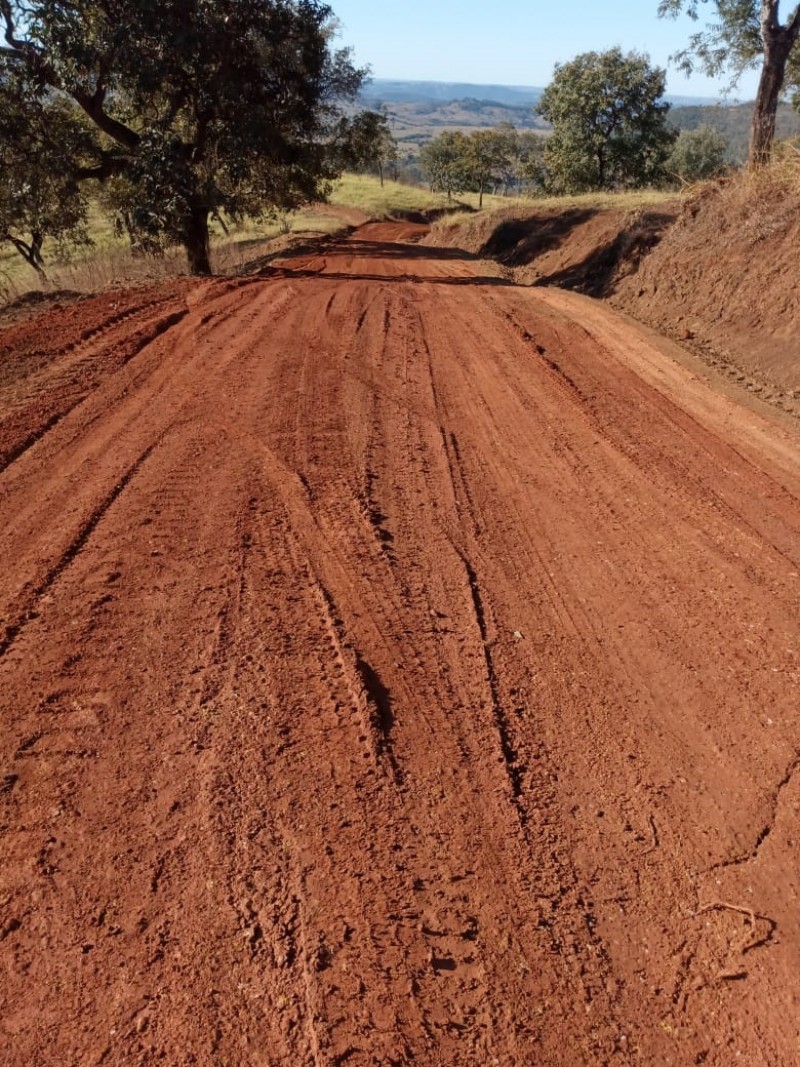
[360,77,734,109]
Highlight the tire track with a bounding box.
[0,442,155,658]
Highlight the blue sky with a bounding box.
[332,0,761,99]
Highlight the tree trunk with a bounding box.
[596,142,606,189]
[184,204,212,275]
[750,3,800,166]
[479,180,484,209]
[3,233,48,279]
[750,39,791,164]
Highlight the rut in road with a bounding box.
[1,222,799,1066]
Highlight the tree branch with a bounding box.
[75,152,127,181]
[1,4,139,150]
[70,90,140,149]
[0,229,47,277]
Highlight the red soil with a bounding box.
[1,223,799,1066]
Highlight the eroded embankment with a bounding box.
[426,189,800,414]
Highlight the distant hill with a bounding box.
[360,79,544,107]
[382,99,548,153]
[356,79,800,174]
[361,78,721,110]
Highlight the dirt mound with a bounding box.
[0,288,84,327]
[613,176,800,398]
[426,203,678,296]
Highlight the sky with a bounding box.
[331,0,761,100]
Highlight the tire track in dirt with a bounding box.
[0,442,155,657]
[0,287,194,472]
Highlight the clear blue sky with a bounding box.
[332,0,761,99]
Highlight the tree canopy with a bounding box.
[419,125,546,203]
[340,109,398,186]
[658,1,800,163]
[419,131,471,200]
[0,0,367,274]
[0,69,91,274]
[666,124,730,181]
[537,48,676,193]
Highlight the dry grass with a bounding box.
[429,186,675,241]
[0,205,350,305]
[686,143,800,243]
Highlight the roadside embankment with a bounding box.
[426,173,800,414]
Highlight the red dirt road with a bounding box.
[1,223,800,1066]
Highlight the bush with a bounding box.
[666,126,729,185]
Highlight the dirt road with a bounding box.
[1,223,799,1066]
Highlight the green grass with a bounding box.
[330,173,676,224]
[329,173,452,217]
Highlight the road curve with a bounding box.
[1,223,799,1066]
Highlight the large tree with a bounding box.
[0,0,365,274]
[659,1,800,164]
[537,48,676,193]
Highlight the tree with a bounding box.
[464,129,511,207]
[514,130,548,195]
[659,1,800,164]
[341,109,398,187]
[419,131,471,200]
[0,1,366,274]
[537,48,676,193]
[665,124,730,181]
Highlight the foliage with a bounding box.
[658,1,800,163]
[419,131,472,199]
[0,72,91,274]
[666,124,730,181]
[537,48,676,193]
[0,0,366,273]
[464,128,511,206]
[514,130,548,192]
[419,125,547,201]
[668,100,800,161]
[658,0,765,80]
[339,109,399,186]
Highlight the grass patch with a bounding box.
[330,173,451,217]
[687,143,800,243]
